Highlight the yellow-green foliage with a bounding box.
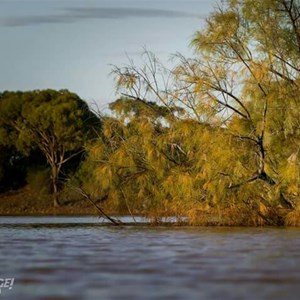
[81,0,300,225]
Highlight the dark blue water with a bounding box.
[0,217,300,300]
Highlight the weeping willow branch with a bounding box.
[74,187,121,225]
[228,175,259,189]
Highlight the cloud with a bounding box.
[0,15,76,27]
[0,7,206,27]
[66,7,201,19]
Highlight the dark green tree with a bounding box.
[0,89,100,206]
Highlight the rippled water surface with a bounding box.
[1,217,300,300]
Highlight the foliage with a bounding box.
[0,89,100,206]
[26,167,51,197]
[93,0,300,225]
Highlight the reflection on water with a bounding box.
[1,217,300,300]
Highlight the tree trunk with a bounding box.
[51,166,60,207]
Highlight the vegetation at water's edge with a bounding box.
[2,0,300,226]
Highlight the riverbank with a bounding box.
[1,186,300,227]
[0,187,101,216]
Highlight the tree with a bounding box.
[82,97,175,217]
[184,0,300,212]
[110,0,300,224]
[0,89,100,206]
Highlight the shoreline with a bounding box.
[1,187,299,226]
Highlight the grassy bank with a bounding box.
[0,187,102,216]
[1,186,300,227]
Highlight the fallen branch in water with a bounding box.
[74,187,121,226]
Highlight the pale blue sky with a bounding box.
[0,0,216,107]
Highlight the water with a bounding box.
[1,217,300,300]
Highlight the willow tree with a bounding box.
[0,90,99,206]
[83,97,181,218]
[183,0,300,214]
[111,0,300,224]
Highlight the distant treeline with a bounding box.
[2,0,300,225]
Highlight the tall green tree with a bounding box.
[0,89,100,206]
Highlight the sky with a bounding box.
[0,0,216,108]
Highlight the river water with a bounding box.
[0,217,300,300]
